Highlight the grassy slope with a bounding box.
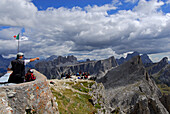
[50,80,100,114]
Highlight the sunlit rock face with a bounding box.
[97,56,169,114]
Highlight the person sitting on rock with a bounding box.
[25,69,36,82]
[7,52,39,83]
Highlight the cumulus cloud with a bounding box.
[0,0,170,61]
[0,0,37,27]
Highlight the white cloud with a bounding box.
[133,0,164,15]
[125,0,138,3]
[0,0,37,27]
[0,0,170,61]
[149,51,170,62]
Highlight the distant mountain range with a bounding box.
[35,55,118,79]
[0,52,169,77]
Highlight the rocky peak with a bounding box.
[116,51,152,65]
[160,57,168,64]
[126,51,140,61]
[66,55,77,62]
[97,56,168,114]
[53,55,78,65]
[146,57,169,75]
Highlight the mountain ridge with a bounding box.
[35,56,118,79]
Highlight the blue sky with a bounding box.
[32,0,170,13]
[0,0,170,62]
[32,0,114,10]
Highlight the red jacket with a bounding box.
[25,73,36,82]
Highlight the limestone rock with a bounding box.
[97,56,168,114]
[116,52,152,65]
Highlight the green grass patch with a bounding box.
[72,83,90,93]
[65,82,74,86]
[79,81,95,88]
[51,87,97,114]
[95,103,101,109]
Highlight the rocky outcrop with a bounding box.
[116,51,140,65]
[116,51,152,65]
[35,56,118,79]
[0,70,59,114]
[97,56,168,114]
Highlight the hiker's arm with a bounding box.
[30,57,39,62]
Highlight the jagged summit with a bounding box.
[97,56,168,114]
[161,57,169,64]
[116,51,152,65]
[53,55,78,65]
[126,51,140,61]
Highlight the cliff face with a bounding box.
[35,56,118,79]
[0,70,59,114]
[97,56,168,114]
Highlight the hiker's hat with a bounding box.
[17,52,24,57]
